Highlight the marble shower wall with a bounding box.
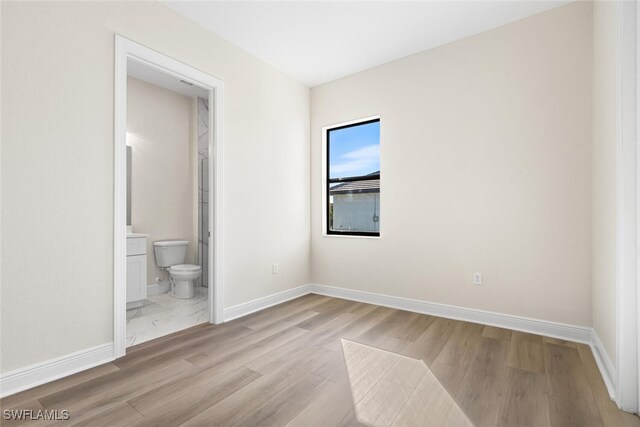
[197,97,209,287]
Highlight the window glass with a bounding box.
[327,119,380,236]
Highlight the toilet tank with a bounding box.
[153,240,188,267]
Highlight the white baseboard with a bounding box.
[591,329,616,399]
[1,284,311,398]
[147,281,170,296]
[0,284,615,402]
[309,283,620,402]
[309,284,593,344]
[223,282,593,345]
[0,343,114,398]
[223,284,312,321]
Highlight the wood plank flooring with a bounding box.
[1,294,639,426]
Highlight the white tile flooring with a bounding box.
[126,286,209,348]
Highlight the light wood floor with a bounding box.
[2,294,639,426]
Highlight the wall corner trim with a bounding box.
[592,329,617,400]
[0,343,114,398]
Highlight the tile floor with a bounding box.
[126,286,208,347]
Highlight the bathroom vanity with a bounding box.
[126,234,148,309]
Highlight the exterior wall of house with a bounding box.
[332,193,380,232]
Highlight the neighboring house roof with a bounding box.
[330,172,380,195]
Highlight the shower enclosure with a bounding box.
[197,97,209,287]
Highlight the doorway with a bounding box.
[113,35,224,358]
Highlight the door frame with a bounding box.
[616,0,639,413]
[113,35,224,358]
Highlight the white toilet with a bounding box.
[153,240,202,299]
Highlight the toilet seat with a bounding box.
[170,264,201,272]
[169,264,202,280]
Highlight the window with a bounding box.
[326,118,380,237]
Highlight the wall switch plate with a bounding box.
[272,263,279,274]
[473,272,482,285]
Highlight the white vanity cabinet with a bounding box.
[126,235,148,309]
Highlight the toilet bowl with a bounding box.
[153,240,202,299]
[169,264,202,299]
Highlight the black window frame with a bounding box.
[326,118,380,237]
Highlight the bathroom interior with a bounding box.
[125,59,211,347]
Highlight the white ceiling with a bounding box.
[164,1,570,87]
[128,58,209,99]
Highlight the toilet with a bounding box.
[153,240,202,299]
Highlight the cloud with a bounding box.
[331,144,379,176]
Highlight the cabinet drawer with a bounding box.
[127,237,146,256]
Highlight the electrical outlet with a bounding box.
[272,263,279,274]
[473,272,482,285]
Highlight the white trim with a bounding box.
[636,0,640,413]
[211,73,225,326]
[309,284,621,399]
[225,283,595,345]
[616,0,639,412]
[0,285,615,400]
[114,35,127,359]
[309,284,592,343]
[635,0,640,412]
[637,0,640,407]
[114,35,225,360]
[592,329,617,400]
[223,285,312,321]
[322,234,381,240]
[0,344,114,398]
[321,115,381,238]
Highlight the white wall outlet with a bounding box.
[272,263,279,274]
[473,272,482,285]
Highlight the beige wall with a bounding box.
[0,1,310,373]
[0,0,616,379]
[310,2,593,326]
[591,0,619,362]
[127,77,197,283]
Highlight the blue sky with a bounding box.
[329,121,380,179]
